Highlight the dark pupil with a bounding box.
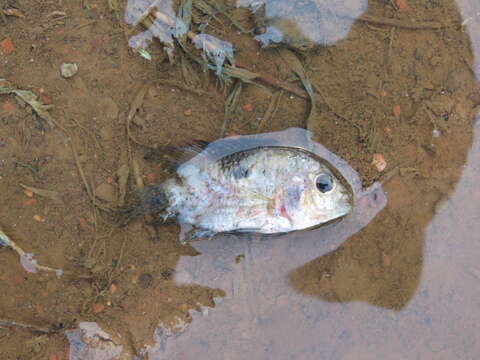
[316,174,333,193]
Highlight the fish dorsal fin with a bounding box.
[144,140,211,170]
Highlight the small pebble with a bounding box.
[33,215,45,223]
[0,37,14,54]
[23,199,37,206]
[92,303,105,313]
[109,283,118,294]
[184,109,192,116]
[23,189,34,198]
[60,63,78,78]
[396,0,408,11]
[40,93,53,105]
[242,103,254,112]
[79,217,95,232]
[2,102,15,113]
[146,173,156,183]
[94,182,117,203]
[371,153,387,172]
[392,105,401,117]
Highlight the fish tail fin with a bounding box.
[117,185,170,226]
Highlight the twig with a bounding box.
[70,139,93,200]
[358,14,450,29]
[0,229,62,277]
[259,90,283,131]
[235,61,309,99]
[0,318,55,334]
[221,80,242,137]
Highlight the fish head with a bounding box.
[280,166,353,231]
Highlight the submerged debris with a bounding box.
[66,322,126,360]
[0,228,63,277]
[191,33,234,75]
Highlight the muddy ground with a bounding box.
[0,0,479,358]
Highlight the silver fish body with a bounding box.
[153,146,352,241]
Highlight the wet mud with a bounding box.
[1,0,480,359]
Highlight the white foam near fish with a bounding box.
[136,128,356,243]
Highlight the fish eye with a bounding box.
[315,173,334,193]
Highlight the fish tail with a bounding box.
[117,185,170,226]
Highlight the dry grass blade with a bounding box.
[107,0,121,20]
[3,8,26,18]
[277,49,315,128]
[221,80,242,137]
[207,0,253,34]
[358,14,449,29]
[259,90,283,131]
[0,318,55,334]
[20,183,62,202]
[132,158,144,190]
[117,163,130,207]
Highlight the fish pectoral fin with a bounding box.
[179,227,216,244]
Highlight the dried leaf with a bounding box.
[3,8,26,18]
[117,163,130,206]
[0,79,56,128]
[20,183,62,202]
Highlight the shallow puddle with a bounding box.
[0,0,480,359]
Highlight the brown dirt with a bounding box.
[0,0,479,358]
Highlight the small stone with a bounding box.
[0,37,14,54]
[109,283,118,294]
[23,189,34,198]
[146,173,156,183]
[184,109,192,116]
[33,215,45,223]
[95,182,117,203]
[242,103,254,112]
[371,153,387,172]
[395,0,408,11]
[392,105,401,117]
[2,102,15,113]
[60,63,78,78]
[138,273,153,288]
[92,303,105,313]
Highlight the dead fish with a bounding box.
[133,139,353,243]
